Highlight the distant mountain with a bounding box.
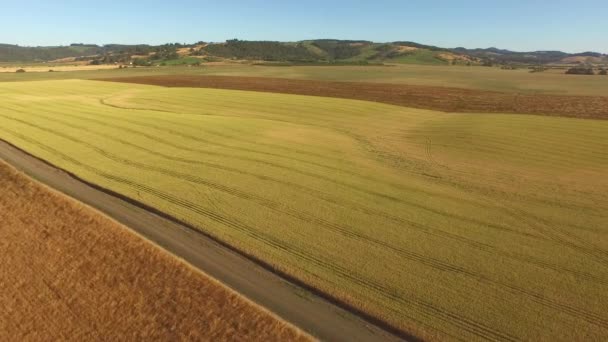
[450,47,607,64]
[1,40,606,66]
[0,43,156,63]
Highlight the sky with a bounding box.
[1,0,607,53]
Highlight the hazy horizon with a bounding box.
[3,39,606,55]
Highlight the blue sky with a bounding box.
[2,1,607,53]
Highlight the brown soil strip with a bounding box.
[98,75,608,120]
[0,160,311,341]
[0,140,405,342]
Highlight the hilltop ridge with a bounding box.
[1,40,606,66]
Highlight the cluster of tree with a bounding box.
[120,44,185,66]
[88,53,132,65]
[0,43,159,63]
[565,66,595,75]
[0,44,99,62]
[369,44,400,59]
[132,58,153,66]
[98,44,155,56]
[529,65,548,73]
[481,58,495,67]
[201,39,316,61]
[455,48,571,64]
[69,43,98,47]
[310,40,368,60]
[148,44,180,60]
[564,66,608,75]
[201,39,317,61]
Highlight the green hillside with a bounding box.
[1,40,605,66]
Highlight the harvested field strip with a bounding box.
[1,80,607,340]
[99,75,608,119]
[0,161,309,341]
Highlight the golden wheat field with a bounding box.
[0,79,607,340]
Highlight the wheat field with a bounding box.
[0,79,607,340]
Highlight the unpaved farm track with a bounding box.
[98,75,608,119]
[0,139,407,342]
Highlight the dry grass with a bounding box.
[397,46,419,52]
[0,161,309,341]
[436,52,475,63]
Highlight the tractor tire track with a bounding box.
[0,127,521,342]
[3,115,608,330]
[47,107,549,242]
[33,109,608,262]
[5,107,607,286]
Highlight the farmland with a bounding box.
[0,79,607,340]
[0,160,309,341]
[99,75,608,119]
[2,63,608,96]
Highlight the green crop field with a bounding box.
[1,79,607,340]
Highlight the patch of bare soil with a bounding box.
[98,75,608,120]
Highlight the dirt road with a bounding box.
[0,139,409,342]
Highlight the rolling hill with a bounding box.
[1,40,606,66]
